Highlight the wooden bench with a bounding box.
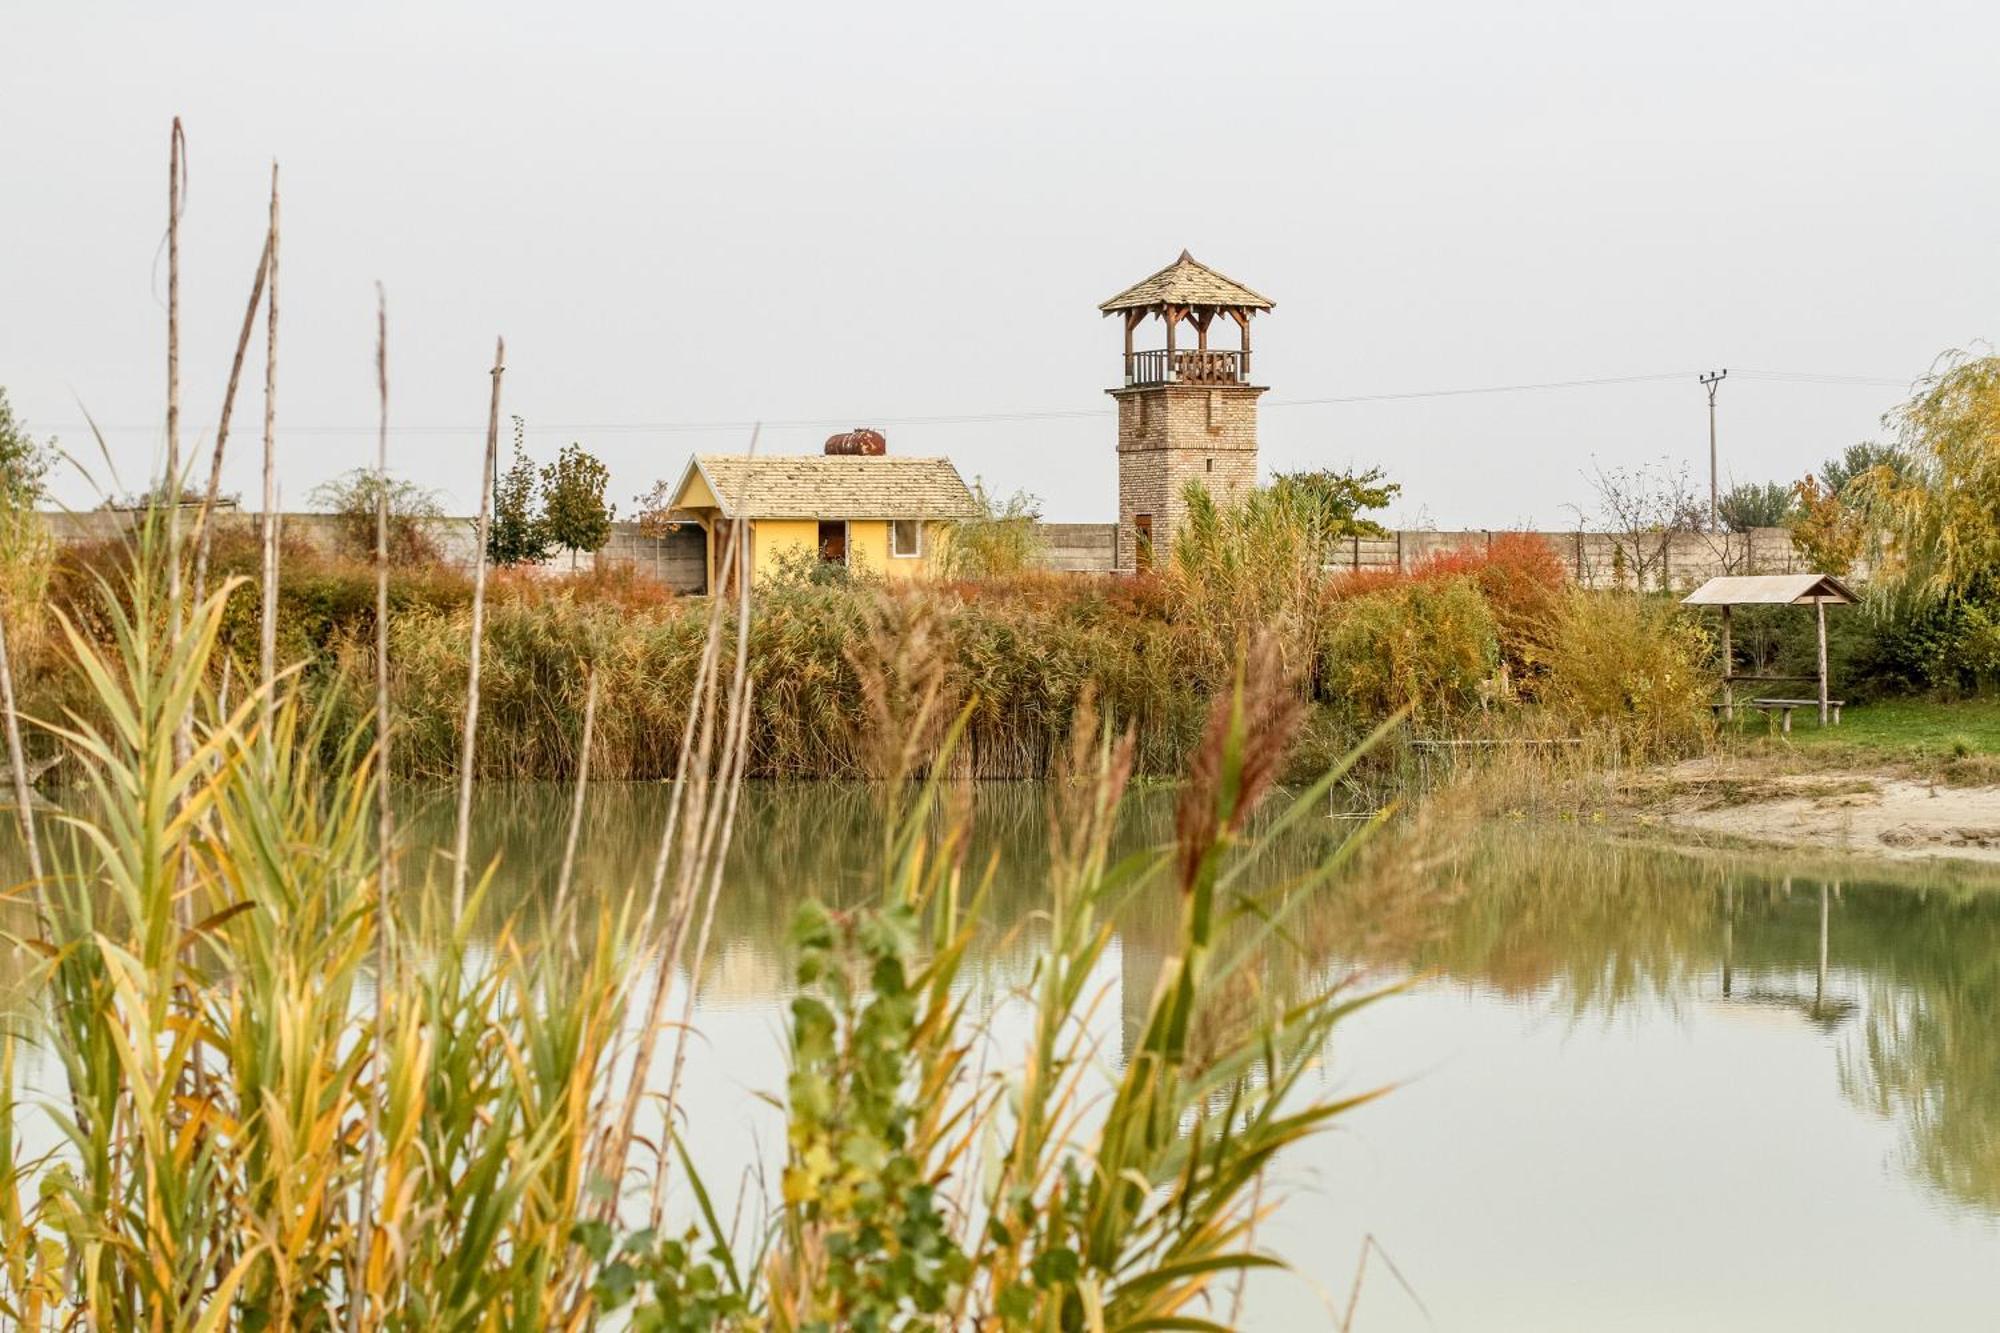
[1712,697,1843,732]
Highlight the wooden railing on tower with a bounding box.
[1122,348,1247,387]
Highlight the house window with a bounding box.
[817,520,848,565]
[890,519,922,558]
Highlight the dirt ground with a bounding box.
[1622,759,2000,864]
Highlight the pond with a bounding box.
[8,782,2000,1328]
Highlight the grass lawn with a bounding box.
[1720,697,2000,760]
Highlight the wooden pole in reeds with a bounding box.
[190,231,270,611]
[650,514,754,1224]
[597,430,758,1224]
[351,284,393,1333]
[637,423,759,937]
[450,338,503,919]
[258,161,281,735]
[0,613,42,885]
[165,119,185,625]
[552,668,598,923]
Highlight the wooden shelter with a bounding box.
[1682,574,1858,728]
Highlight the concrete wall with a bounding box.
[48,509,711,594]
[1027,522,1845,590]
[43,510,1841,596]
[1039,522,1118,572]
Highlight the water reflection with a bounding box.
[6,784,2000,1325]
[400,785,2000,1219]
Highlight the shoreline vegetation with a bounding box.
[0,512,1412,1328]
[18,517,1720,785]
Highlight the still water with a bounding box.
[20,783,2000,1328]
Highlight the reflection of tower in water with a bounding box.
[1117,925,1169,1067]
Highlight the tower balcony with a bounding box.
[1121,347,1250,387]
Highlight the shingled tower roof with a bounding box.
[1098,250,1274,314]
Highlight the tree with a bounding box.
[308,468,445,565]
[1716,480,1798,532]
[1788,474,1864,576]
[1266,466,1400,541]
[1866,352,2000,605]
[1821,441,1904,498]
[0,388,55,508]
[488,417,552,566]
[540,442,615,568]
[1586,458,1703,592]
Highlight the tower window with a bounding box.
[1205,457,1214,473]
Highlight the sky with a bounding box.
[4,0,1996,526]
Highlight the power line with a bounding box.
[48,366,1911,437]
[1733,369,1911,388]
[1267,370,1698,407]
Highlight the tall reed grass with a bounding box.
[0,517,1395,1328]
[29,498,1720,787]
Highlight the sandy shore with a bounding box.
[1637,761,2000,864]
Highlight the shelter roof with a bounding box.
[1098,251,1273,314]
[1681,574,1859,606]
[674,454,981,521]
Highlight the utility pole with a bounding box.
[1700,369,1727,530]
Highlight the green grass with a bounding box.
[1723,697,2000,759]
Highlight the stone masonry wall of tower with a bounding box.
[1112,383,1264,571]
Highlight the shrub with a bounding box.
[1410,532,1568,674]
[1537,591,1714,760]
[940,483,1045,579]
[307,468,446,565]
[1318,576,1499,720]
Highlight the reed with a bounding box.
[0,505,1398,1328]
[451,337,503,918]
[0,119,1411,1328]
[259,160,282,733]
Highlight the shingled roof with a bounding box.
[1098,250,1274,313]
[681,454,981,521]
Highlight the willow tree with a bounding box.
[1866,352,2000,604]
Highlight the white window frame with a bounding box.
[889,518,923,559]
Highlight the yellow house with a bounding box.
[666,452,981,592]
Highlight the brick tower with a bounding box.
[1100,251,1272,572]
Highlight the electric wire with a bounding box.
[51,367,1913,438]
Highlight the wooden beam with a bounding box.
[1816,598,1829,725]
[1721,605,1734,720]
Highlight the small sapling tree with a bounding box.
[0,389,54,510]
[540,442,614,568]
[488,416,553,566]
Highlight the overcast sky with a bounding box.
[5,1,1996,525]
